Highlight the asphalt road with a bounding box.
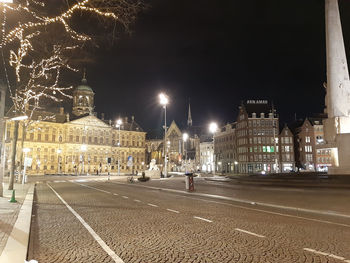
[28,177,350,263]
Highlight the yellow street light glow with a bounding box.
[116,119,122,127]
[11,115,28,121]
[183,133,189,142]
[23,148,30,153]
[209,122,218,134]
[159,93,168,105]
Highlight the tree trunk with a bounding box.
[8,120,19,190]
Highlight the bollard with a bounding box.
[9,190,17,203]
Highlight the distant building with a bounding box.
[289,117,332,172]
[199,141,214,172]
[235,100,280,174]
[213,123,237,173]
[279,125,295,172]
[4,76,146,175]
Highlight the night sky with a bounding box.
[82,0,350,132]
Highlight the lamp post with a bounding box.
[159,93,169,178]
[57,149,62,174]
[116,119,122,176]
[7,115,28,190]
[209,122,218,175]
[22,148,30,184]
[80,144,87,175]
[182,133,188,173]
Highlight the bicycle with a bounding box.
[127,176,134,183]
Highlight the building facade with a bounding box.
[213,123,237,173]
[199,141,214,173]
[4,77,146,175]
[235,100,280,174]
[279,125,295,172]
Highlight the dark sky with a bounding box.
[83,0,350,132]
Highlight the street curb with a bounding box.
[0,184,35,263]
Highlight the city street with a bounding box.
[27,177,350,263]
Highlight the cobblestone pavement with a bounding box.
[28,179,350,263]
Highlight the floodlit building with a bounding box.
[4,76,146,175]
[199,141,214,173]
[279,125,295,172]
[213,123,237,174]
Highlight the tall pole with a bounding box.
[8,120,18,190]
[0,82,6,196]
[164,104,167,177]
[118,124,120,176]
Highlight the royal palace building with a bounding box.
[4,76,146,175]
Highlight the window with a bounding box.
[305,145,312,152]
[306,136,311,143]
[76,136,79,142]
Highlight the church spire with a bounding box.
[187,101,192,127]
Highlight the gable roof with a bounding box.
[68,115,110,128]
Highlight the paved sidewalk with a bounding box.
[0,182,31,257]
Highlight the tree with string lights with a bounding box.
[0,0,144,190]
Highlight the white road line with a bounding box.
[134,199,141,202]
[166,209,179,213]
[193,216,212,223]
[235,228,265,238]
[47,183,124,263]
[122,196,128,199]
[147,203,158,207]
[303,248,350,262]
[73,182,111,194]
[119,183,350,226]
[113,193,118,196]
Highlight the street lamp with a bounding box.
[182,133,188,173]
[22,148,30,184]
[116,119,122,176]
[209,122,218,175]
[80,144,87,175]
[159,93,169,178]
[57,149,62,174]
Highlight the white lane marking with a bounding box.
[303,248,349,262]
[73,182,111,194]
[235,228,265,238]
[166,209,179,213]
[147,203,158,207]
[134,199,141,202]
[193,216,212,223]
[122,196,128,199]
[113,193,118,196]
[118,183,350,224]
[47,183,124,263]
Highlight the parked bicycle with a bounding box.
[127,176,134,183]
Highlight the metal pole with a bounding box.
[118,125,120,176]
[164,105,167,177]
[212,135,215,176]
[8,120,19,190]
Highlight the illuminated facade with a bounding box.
[4,78,146,175]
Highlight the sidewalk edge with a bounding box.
[0,184,35,263]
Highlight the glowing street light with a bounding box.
[159,93,169,178]
[116,119,122,176]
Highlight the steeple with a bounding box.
[187,101,192,127]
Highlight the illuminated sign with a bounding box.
[246,100,268,104]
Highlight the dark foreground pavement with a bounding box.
[27,177,350,263]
